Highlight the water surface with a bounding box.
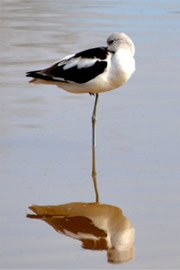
[0,0,180,268]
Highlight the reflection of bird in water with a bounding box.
[26,33,135,203]
[27,202,135,264]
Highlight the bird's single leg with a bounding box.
[91,94,99,203]
[92,93,99,148]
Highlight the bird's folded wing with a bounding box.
[26,47,108,84]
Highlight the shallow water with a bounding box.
[0,0,180,268]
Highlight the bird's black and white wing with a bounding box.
[26,47,109,84]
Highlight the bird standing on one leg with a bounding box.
[26,32,135,202]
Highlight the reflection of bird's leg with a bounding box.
[91,94,99,203]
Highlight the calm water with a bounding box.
[0,0,180,268]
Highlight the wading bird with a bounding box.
[26,32,135,202]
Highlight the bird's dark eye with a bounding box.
[108,39,114,45]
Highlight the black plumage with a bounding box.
[26,47,109,84]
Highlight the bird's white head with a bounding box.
[107,32,135,56]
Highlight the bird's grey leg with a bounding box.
[91,94,99,203]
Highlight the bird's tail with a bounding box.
[26,69,56,84]
[26,70,45,80]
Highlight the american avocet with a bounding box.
[26,32,135,202]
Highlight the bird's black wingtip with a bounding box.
[26,71,35,77]
[26,70,49,80]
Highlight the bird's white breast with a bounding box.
[85,49,135,94]
[109,49,135,87]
